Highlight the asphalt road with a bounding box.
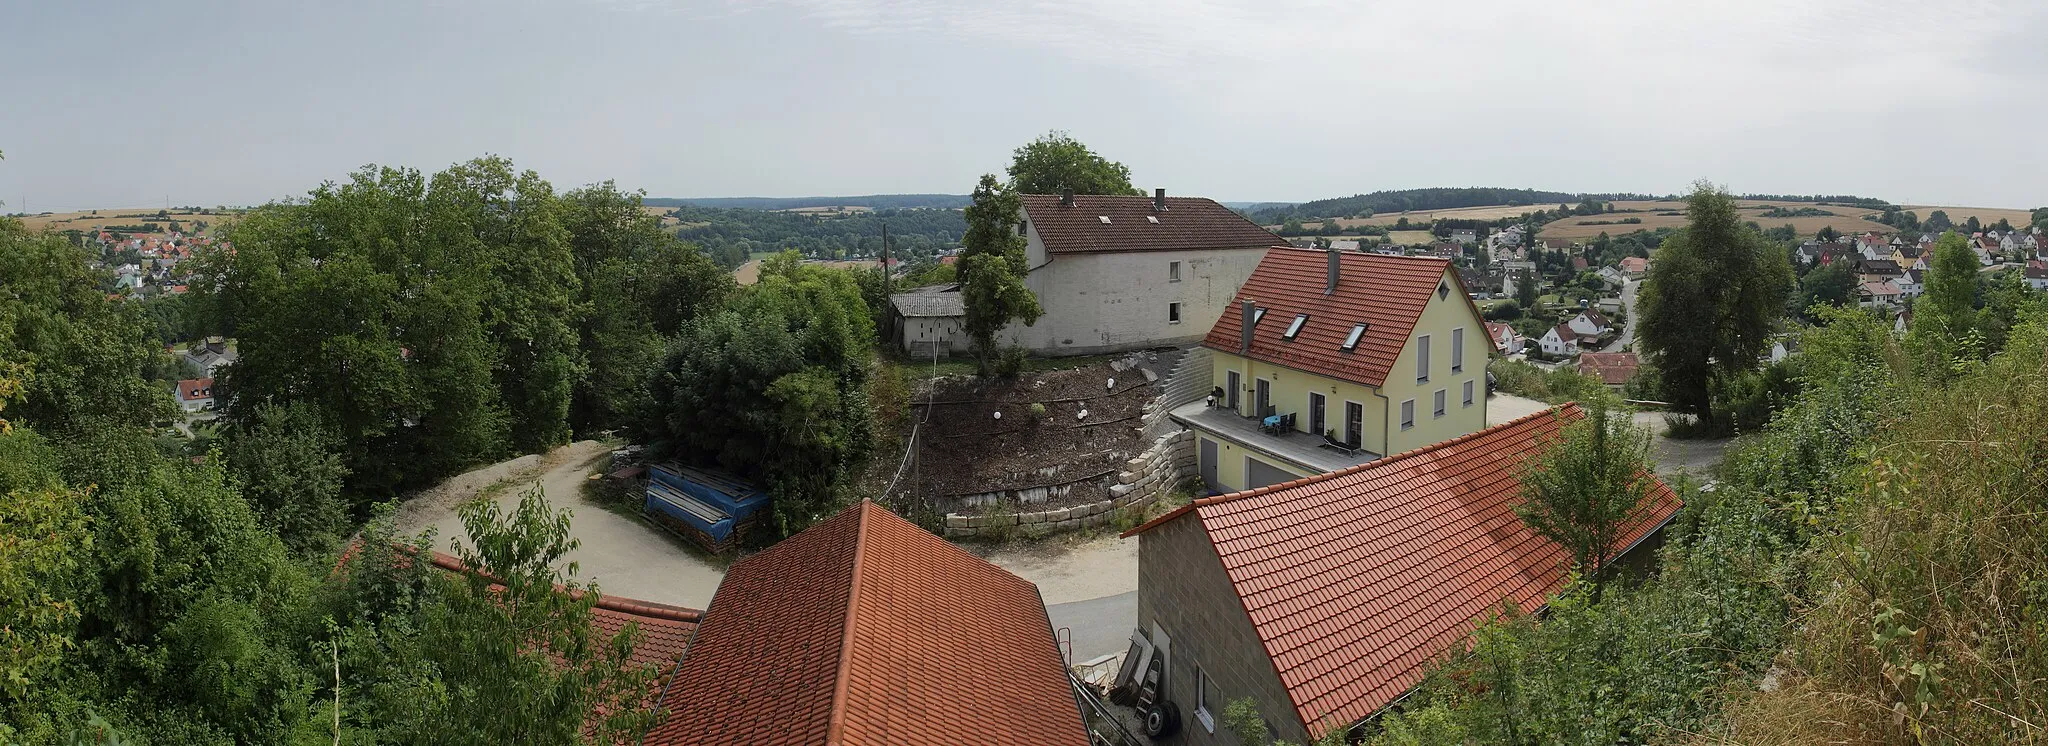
[1600,278,1639,353]
[1048,591,1138,664]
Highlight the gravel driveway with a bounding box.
[392,441,728,609]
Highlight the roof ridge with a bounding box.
[824,501,875,744]
[1121,403,1582,537]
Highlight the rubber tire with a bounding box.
[1143,701,1182,738]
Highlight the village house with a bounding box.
[989,190,1285,356]
[2025,261,2048,291]
[183,337,237,376]
[887,285,966,358]
[1122,405,1683,745]
[1577,351,1639,389]
[1565,309,1611,341]
[1856,257,1904,284]
[177,378,215,413]
[1618,256,1649,278]
[1538,323,1580,358]
[1859,280,1904,307]
[1595,265,1627,288]
[648,501,1088,745]
[1171,248,1491,493]
[1449,228,1478,244]
[1895,269,1924,299]
[1485,321,1524,355]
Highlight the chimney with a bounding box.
[1240,299,1255,354]
[1154,188,1167,211]
[1060,189,1075,207]
[1326,246,1341,296]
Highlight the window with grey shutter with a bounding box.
[1401,399,1415,430]
[1451,327,1464,373]
[1417,334,1431,382]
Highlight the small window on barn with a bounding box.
[1169,302,1182,324]
[1341,323,1367,351]
[1169,260,1182,282]
[1283,314,1308,340]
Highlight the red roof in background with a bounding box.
[1020,194,1283,255]
[648,502,1085,746]
[177,377,214,401]
[1619,257,1648,272]
[1125,404,1682,733]
[421,551,700,692]
[1203,249,1479,388]
[1576,352,1640,385]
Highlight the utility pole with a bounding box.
[880,223,892,296]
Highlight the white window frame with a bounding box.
[1400,399,1415,430]
[1417,334,1431,383]
[1168,302,1182,324]
[1169,260,1182,282]
[1434,389,1447,418]
[1463,379,1475,407]
[1451,327,1465,373]
[1194,664,1215,732]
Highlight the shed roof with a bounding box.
[648,501,1085,746]
[889,286,964,317]
[1576,352,1640,385]
[1125,404,1682,733]
[1020,194,1282,255]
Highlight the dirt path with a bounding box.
[392,441,728,609]
[1488,393,1729,477]
[978,533,1139,606]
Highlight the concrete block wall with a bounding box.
[944,429,1196,539]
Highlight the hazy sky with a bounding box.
[4,0,2044,211]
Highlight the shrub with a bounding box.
[994,346,1029,379]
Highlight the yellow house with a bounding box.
[1173,248,1492,493]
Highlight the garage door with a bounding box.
[1245,457,1294,490]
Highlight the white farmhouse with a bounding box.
[1002,190,1284,355]
[1538,324,1580,357]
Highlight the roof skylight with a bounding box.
[1283,314,1308,340]
[1341,323,1367,351]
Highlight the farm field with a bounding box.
[13,207,235,233]
[776,205,872,215]
[1540,204,1897,240]
[732,257,882,285]
[1386,230,1437,245]
[1899,205,2038,227]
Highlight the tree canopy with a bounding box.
[957,175,1041,373]
[1005,131,1141,196]
[1635,182,1793,427]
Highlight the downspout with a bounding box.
[1373,385,1392,456]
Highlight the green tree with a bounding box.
[1923,209,1952,232]
[1917,231,1979,335]
[222,401,349,553]
[0,220,177,436]
[1816,224,1840,243]
[1516,401,1659,604]
[956,175,1041,374]
[1005,131,1141,196]
[560,182,730,436]
[644,254,874,536]
[1797,258,1858,313]
[1514,271,1539,308]
[1636,182,1793,425]
[0,373,90,742]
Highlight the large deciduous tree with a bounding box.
[957,175,1041,374]
[1636,182,1792,425]
[1515,400,1659,603]
[560,182,730,436]
[644,254,873,537]
[1005,131,1142,196]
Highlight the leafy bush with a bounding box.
[1487,360,1607,405]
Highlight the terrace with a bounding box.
[1170,399,1381,475]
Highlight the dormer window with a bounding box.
[1283,314,1308,340]
[1341,323,1367,351]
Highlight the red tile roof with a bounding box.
[1576,352,1640,385]
[1619,257,1648,273]
[1125,404,1682,733]
[648,502,1085,746]
[421,551,701,691]
[1020,194,1283,255]
[1202,248,1481,387]
[177,377,213,401]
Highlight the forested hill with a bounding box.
[675,204,966,267]
[1247,187,1657,223]
[647,194,970,210]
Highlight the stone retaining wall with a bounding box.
[943,429,1196,539]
